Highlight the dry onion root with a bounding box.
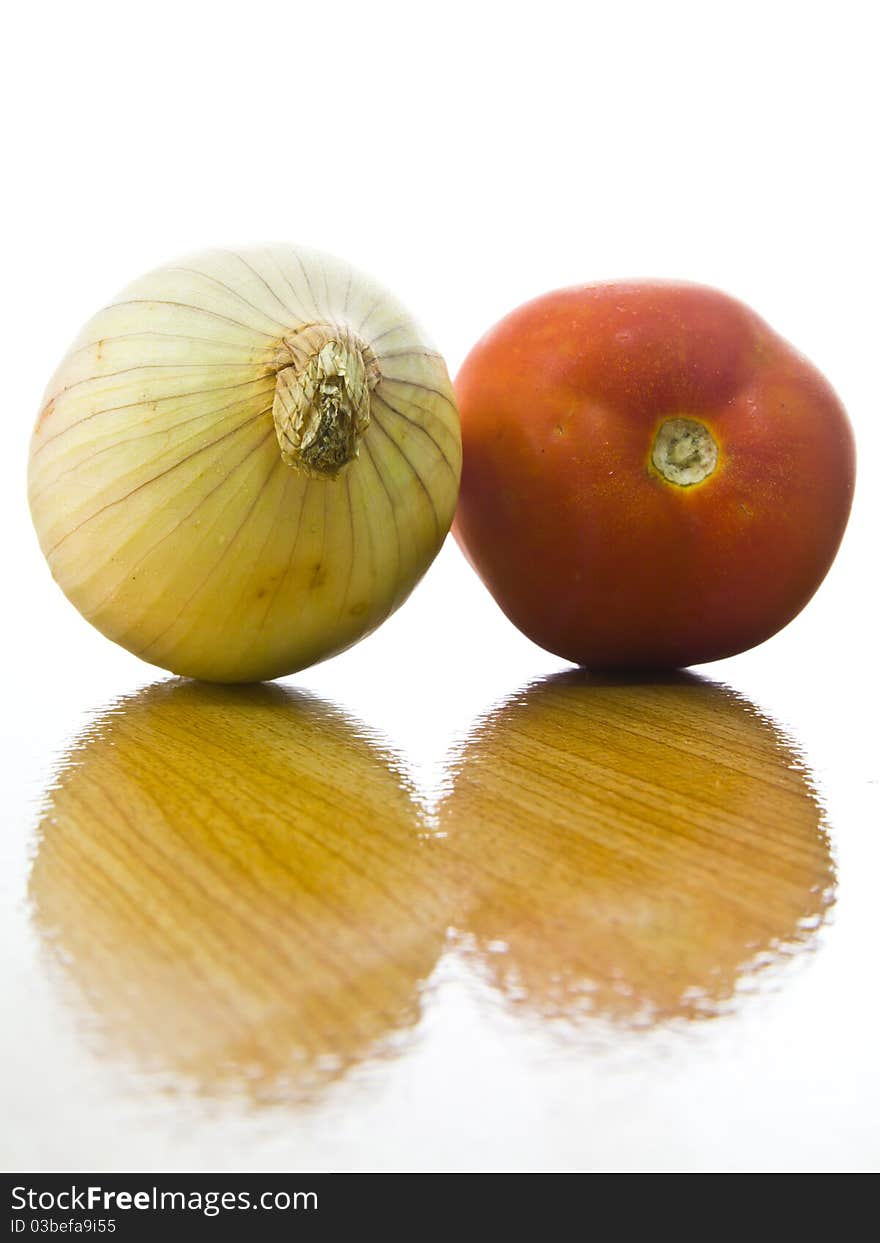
[28,246,461,682]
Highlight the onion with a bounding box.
[28,247,461,682]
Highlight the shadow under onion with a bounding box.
[29,681,453,1101]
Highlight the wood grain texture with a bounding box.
[30,682,453,1099]
[29,673,834,1105]
[440,672,835,1026]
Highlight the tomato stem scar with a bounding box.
[651,417,718,487]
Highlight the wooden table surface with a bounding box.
[3,535,878,1172]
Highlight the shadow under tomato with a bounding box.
[439,671,835,1028]
[29,681,453,1101]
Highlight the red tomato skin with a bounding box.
[453,282,856,669]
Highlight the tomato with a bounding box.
[454,282,856,669]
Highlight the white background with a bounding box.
[2,0,878,1172]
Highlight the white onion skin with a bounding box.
[28,247,461,682]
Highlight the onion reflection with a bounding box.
[440,673,835,1026]
[30,681,452,1098]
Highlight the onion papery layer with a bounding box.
[29,247,461,681]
